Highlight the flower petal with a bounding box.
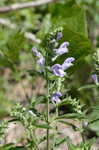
[51,64,65,77]
[92,74,98,84]
[57,32,63,40]
[63,57,75,63]
[51,92,62,104]
[32,47,42,58]
[53,92,62,97]
[60,42,69,48]
[56,47,68,55]
[53,42,69,56]
[62,57,75,70]
[37,57,45,66]
[51,96,61,103]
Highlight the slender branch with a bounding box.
[45,53,50,150]
[0,0,57,13]
[46,77,50,150]
[47,96,50,150]
[0,18,41,43]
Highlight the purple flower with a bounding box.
[37,57,45,66]
[53,42,69,55]
[32,47,42,58]
[51,64,66,77]
[51,57,75,77]
[57,32,63,40]
[51,92,62,103]
[60,42,69,48]
[92,74,98,85]
[62,57,75,70]
[32,47,45,67]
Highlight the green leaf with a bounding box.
[41,0,92,73]
[0,144,24,150]
[54,137,67,147]
[55,113,85,120]
[56,25,91,72]
[37,14,51,39]
[51,0,88,36]
[57,120,77,130]
[78,84,99,91]
[32,122,52,129]
[0,28,25,64]
[87,102,99,132]
[4,29,25,63]
[0,55,12,68]
[89,120,99,132]
[0,92,12,119]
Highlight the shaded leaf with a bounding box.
[78,84,99,91]
[51,0,88,36]
[55,113,85,120]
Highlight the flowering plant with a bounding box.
[0,0,99,150]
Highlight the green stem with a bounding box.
[52,106,59,149]
[45,69,50,150]
[56,78,61,117]
[52,78,61,149]
[47,95,50,150]
[56,105,58,117]
[57,78,61,92]
[45,51,50,150]
[81,131,85,143]
[28,128,39,150]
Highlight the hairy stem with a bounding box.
[47,95,50,150]
[45,52,50,150]
[46,74,50,150]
